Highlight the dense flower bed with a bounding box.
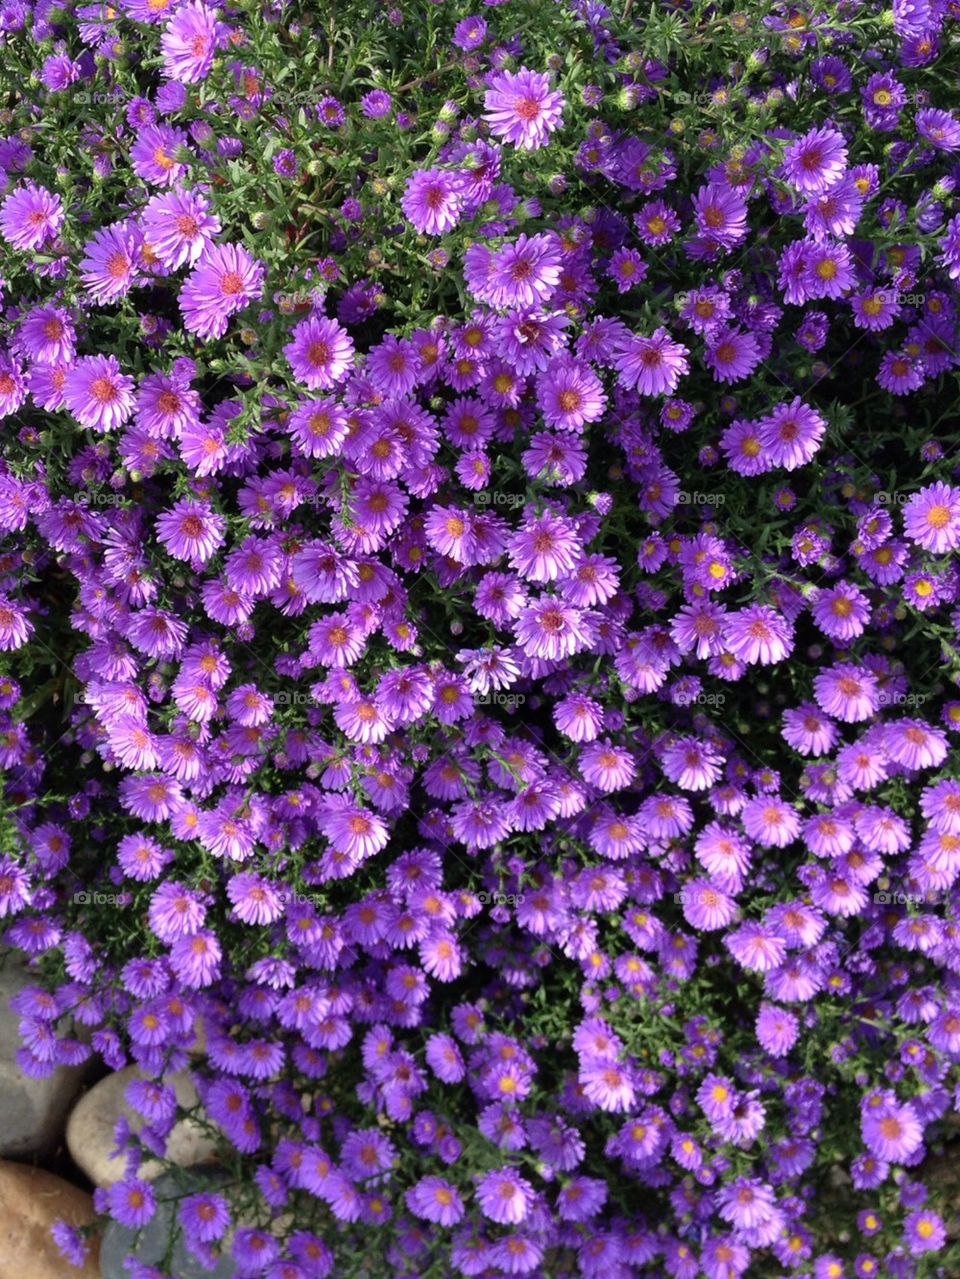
[1,0,960,1274]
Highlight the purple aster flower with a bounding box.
[107,1178,157,1228]
[704,325,765,384]
[453,15,487,48]
[0,358,27,419]
[0,182,64,250]
[366,335,421,398]
[79,222,140,302]
[877,349,925,395]
[273,149,299,178]
[725,923,787,973]
[169,930,222,988]
[316,95,345,126]
[536,355,605,431]
[179,1191,231,1243]
[903,482,960,553]
[130,123,189,187]
[160,0,225,83]
[917,107,960,150]
[851,289,900,331]
[723,605,793,666]
[783,125,848,193]
[0,857,31,916]
[756,1003,800,1055]
[635,198,680,245]
[861,1096,924,1163]
[179,242,265,340]
[476,1169,535,1224]
[15,305,76,365]
[402,168,466,236]
[406,1175,465,1225]
[361,90,393,119]
[483,67,565,150]
[757,398,826,470]
[508,511,582,583]
[811,582,871,641]
[613,327,689,396]
[156,498,225,567]
[228,873,285,925]
[904,1207,946,1253]
[680,880,738,930]
[51,1220,89,1268]
[63,355,136,432]
[607,247,647,291]
[142,188,221,270]
[488,233,563,308]
[692,182,748,248]
[803,239,856,298]
[284,315,355,390]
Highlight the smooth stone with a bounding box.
[100,1170,235,1279]
[0,1158,100,1279]
[67,1065,218,1188]
[0,956,86,1157]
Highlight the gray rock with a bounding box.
[67,1065,219,1188]
[100,1170,236,1279]
[0,953,85,1157]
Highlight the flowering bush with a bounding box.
[2,0,960,1275]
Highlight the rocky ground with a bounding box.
[0,950,226,1279]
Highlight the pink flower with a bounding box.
[483,67,565,151]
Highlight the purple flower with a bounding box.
[106,1178,156,1229]
[613,327,689,396]
[179,1191,231,1243]
[917,107,960,151]
[483,67,565,151]
[179,243,265,340]
[453,15,487,49]
[284,315,355,390]
[0,183,64,250]
[783,125,848,193]
[80,223,140,302]
[156,499,226,566]
[401,168,466,236]
[161,0,225,83]
[693,182,748,248]
[63,355,136,433]
[475,1169,535,1224]
[904,1207,946,1253]
[361,90,393,119]
[861,1094,924,1162]
[142,188,221,270]
[406,1175,465,1225]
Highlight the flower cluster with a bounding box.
[1,0,960,1276]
